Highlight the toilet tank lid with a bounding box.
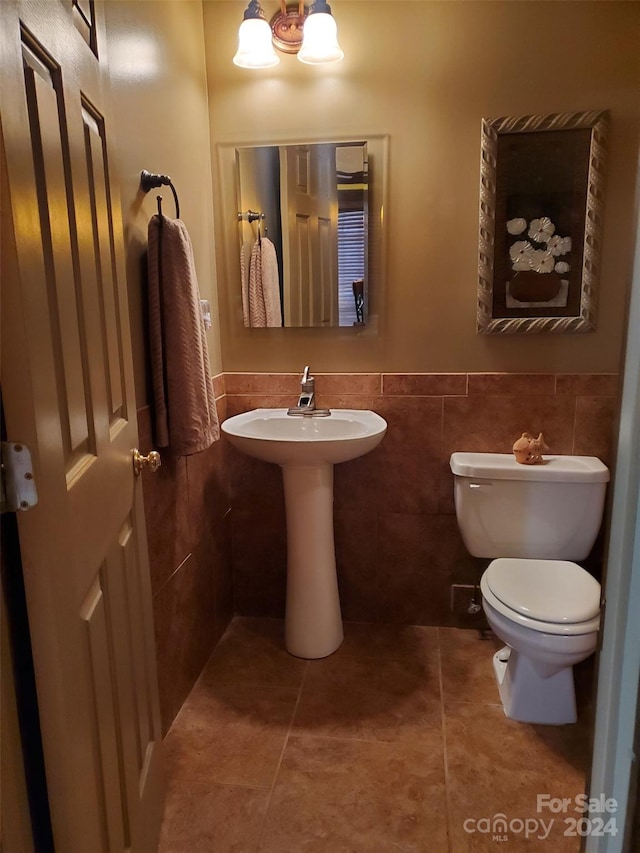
[449,452,609,483]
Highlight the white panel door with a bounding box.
[281,143,338,326]
[0,1,165,850]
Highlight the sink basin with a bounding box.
[222,407,387,659]
[221,408,387,466]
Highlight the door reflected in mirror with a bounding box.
[236,141,370,328]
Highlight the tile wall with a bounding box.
[225,372,619,628]
[139,371,619,731]
[137,375,232,734]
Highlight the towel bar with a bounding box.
[141,170,180,219]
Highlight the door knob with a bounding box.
[132,448,162,476]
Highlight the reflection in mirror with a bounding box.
[236,141,369,328]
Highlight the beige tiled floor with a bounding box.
[159,618,593,852]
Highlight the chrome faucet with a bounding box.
[287,366,331,416]
[299,365,314,408]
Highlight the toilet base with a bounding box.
[493,646,577,725]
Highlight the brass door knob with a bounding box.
[132,448,162,476]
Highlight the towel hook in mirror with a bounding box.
[237,209,265,224]
[238,209,267,241]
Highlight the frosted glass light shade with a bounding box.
[298,12,344,64]
[233,18,280,68]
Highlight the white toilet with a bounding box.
[450,452,609,725]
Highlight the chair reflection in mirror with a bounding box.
[352,278,364,325]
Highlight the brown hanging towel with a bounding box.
[147,214,219,455]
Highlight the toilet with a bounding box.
[450,452,609,725]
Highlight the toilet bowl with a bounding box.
[480,558,601,724]
[449,452,609,726]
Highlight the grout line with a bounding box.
[166,774,273,792]
[443,698,503,707]
[152,552,192,602]
[255,660,310,849]
[439,394,445,468]
[437,628,455,853]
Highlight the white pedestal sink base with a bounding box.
[282,463,344,659]
[221,408,387,659]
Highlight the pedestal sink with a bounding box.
[221,408,387,659]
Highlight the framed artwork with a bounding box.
[477,109,609,334]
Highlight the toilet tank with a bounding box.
[449,453,609,560]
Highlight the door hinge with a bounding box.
[1,442,38,514]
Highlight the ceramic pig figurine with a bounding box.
[512,432,549,465]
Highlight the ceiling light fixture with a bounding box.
[233,0,344,69]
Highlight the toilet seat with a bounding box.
[486,558,601,622]
[481,559,601,637]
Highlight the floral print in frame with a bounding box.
[477,110,609,334]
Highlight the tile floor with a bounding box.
[159,618,593,852]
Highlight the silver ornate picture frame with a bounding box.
[477,109,609,335]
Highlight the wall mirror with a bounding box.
[228,136,387,329]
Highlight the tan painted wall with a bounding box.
[104,0,222,407]
[205,0,639,374]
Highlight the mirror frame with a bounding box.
[477,109,609,335]
[217,134,389,333]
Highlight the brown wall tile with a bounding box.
[377,514,479,626]
[225,394,295,416]
[382,374,467,396]
[212,511,234,637]
[143,451,190,595]
[334,509,381,622]
[573,396,618,467]
[315,373,381,395]
[224,373,300,395]
[153,553,217,734]
[231,509,287,618]
[138,406,191,595]
[442,394,575,457]
[377,451,441,515]
[225,444,285,511]
[138,404,233,732]
[318,393,380,411]
[216,395,228,423]
[467,373,556,396]
[186,437,230,541]
[555,374,620,397]
[213,372,226,399]
[334,450,383,512]
[438,469,456,515]
[374,396,443,456]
